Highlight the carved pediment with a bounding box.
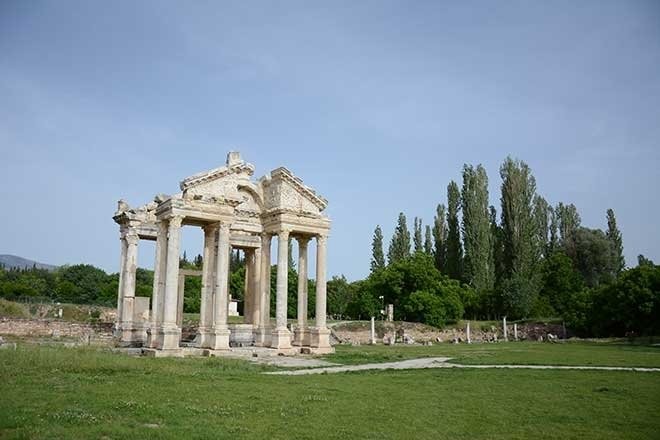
[261,167,328,215]
[179,152,254,202]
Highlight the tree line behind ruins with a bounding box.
[0,156,658,337]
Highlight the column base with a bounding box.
[210,328,231,350]
[152,325,182,350]
[196,327,215,349]
[254,326,272,347]
[292,327,310,346]
[118,321,148,347]
[270,328,292,350]
[309,327,332,350]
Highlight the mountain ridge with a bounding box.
[0,254,58,271]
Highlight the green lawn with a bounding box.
[322,341,660,368]
[1,343,659,439]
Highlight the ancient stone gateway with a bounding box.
[112,152,332,356]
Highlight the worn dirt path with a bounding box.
[265,357,660,375]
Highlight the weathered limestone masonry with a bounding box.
[113,152,332,356]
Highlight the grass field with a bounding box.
[1,342,659,439]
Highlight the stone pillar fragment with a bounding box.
[115,233,128,336]
[270,230,292,349]
[251,247,262,327]
[293,237,309,346]
[155,215,183,351]
[466,321,471,344]
[210,223,231,350]
[310,234,331,353]
[503,316,508,341]
[370,316,376,345]
[255,233,271,346]
[120,230,139,344]
[198,223,218,348]
[148,220,168,348]
[244,250,252,324]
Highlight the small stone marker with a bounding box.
[466,321,471,344]
[503,317,508,341]
[513,323,518,340]
[386,304,394,322]
[370,316,376,345]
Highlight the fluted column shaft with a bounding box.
[120,230,139,328]
[199,224,218,335]
[162,216,182,326]
[297,237,309,329]
[148,221,167,347]
[260,234,272,328]
[275,230,290,330]
[315,235,328,329]
[214,223,231,330]
[251,248,262,326]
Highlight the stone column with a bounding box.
[120,230,139,344]
[211,222,231,350]
[293,237,309,346]
[198,223,218,348]
[157,215,183,351]
[270,229,292,349]
[177,274,185,327]
[503,316,508,341]
[148,220,168,348]
[244,249,252,324]
[251,247,262,327]
[310,234,331,352]
[115,232,128,336]
[255,233,271,346]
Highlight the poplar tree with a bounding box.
[548,205,558,255]
[556,202,581,260]
[461,164,494,294]
[413,217,423,253]
[424,225,433,254]
[432,204,447,272]
[533,195,550,259]
[499,157,539,317]
[370,225,386,272]
[446,181,463,280]
[606,208,625,274]
[387,212,411,264]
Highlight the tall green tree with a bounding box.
[370,225,386,272]
[446,181,463,280]
[606,208,625,274]
[499,157,540,318]
[533,195,550,258]
[556,202,581,260]
[387,212,411,264]
[413,217,423,253]
[490,205,505,289]
[548,205,559,255]
[461,164,494,295]
[432,204,447,272]
[424,225,433,254]
[574,227,616,287]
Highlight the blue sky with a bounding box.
[1,0,659,280]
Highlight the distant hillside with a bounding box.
[0,255,58,271]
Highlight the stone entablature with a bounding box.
[113,152,332,355]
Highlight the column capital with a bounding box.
[218,221,231,233]
[168,215,184,229]
[202,222,220,234]
[316,233,328,245]
[278,229,291,240]
[125,233,139,246]
[296,236,311,247]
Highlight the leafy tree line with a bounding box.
[0,248,316,321]
[351,156,658,336]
